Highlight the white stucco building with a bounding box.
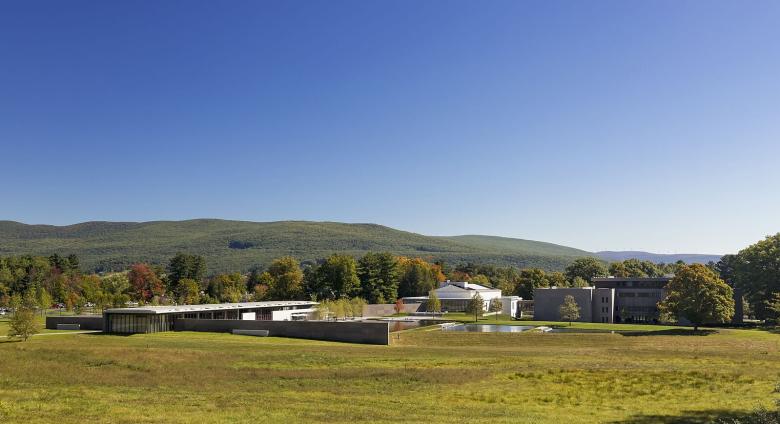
[403,281,521,317]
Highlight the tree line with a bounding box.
[0,251,674,312]
[2,233,780,324]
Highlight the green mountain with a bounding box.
[0,219,594,274]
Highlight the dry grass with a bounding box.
[0,327,778,423]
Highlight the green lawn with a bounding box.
[440,313,687,330]
[0,326,778,423]
[0,311,103,336]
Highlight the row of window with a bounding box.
[618,291,663,298]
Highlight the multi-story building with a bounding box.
[533,277,671,324]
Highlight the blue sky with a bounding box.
[1,1,779,254]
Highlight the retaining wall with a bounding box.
[363,303,420,317]
[174,319,390,345]
[45,315,105,331]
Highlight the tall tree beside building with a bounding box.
[565,257,608,283]
[101,273,130,307]
[79,274,103,305]
[265,256,304,300]
[315,254,361,300]
[207,273,245,303]
[167,253,206,289]
[469,274,491,287]
[732,233,780,319]
[609,259,663,278]
[658,264,734,331]
[174,278,201,304]
[547,271,567,288]
[397,257,444,297]
[127,264,164,302]
[559,295,580,326]
[427,290,441,318]
[466,293,485,322]
[515,268,549,299]
[357,252,399,304]
[570,276,589,288]
[489,297,503,320]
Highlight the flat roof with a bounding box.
[105,301,317,315]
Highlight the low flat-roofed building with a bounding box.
[402,281,521,316]
[104,301,317,334]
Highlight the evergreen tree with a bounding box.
[358,252,399,304]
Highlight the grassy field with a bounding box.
[0,323,778,423]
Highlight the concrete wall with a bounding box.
[174,319,390,345]
[533,288,594,322]
[592,288,615,323]
[45,315,104,331]
[363,303,420,316]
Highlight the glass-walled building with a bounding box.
[104,301,317,334]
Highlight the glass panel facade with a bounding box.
[106,314,174,334]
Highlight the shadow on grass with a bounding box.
[619,329,717,337]
[611,408,770,423]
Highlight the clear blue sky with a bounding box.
[2,1,779,254]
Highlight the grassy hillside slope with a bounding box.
[0,220,592,274]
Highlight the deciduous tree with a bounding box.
[175,278,201,304]
[466,293,484,322]
[427,290,441,318]
[127,264,164,302]
[266,257,304,300]
[733,234,780,319]
[315,254,361,300]
[559,295,580,326]
[8,306,39,341]
[658,264,734,331]
[565,257,608,283]
[515,268,548,299]
[397,257,443,297]
[489,297,503,320]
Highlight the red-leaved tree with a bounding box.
[127,264,163,302]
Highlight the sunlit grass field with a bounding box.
[0,323,778,423]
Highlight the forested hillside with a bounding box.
[596,251,722,264]
[0,220,592,274]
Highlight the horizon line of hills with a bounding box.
[0,219,723,274]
